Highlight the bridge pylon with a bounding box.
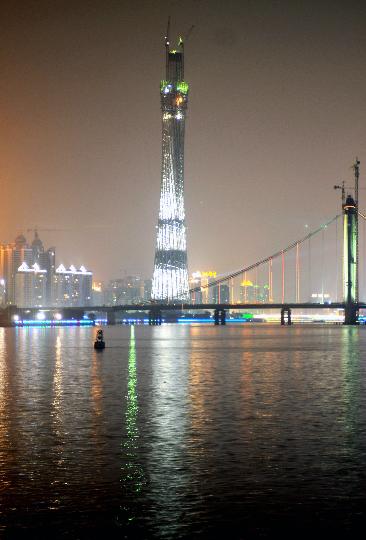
[149,308,162,326]
[343,193,358,325]
[214,308,226,325]
[280,307,292,326]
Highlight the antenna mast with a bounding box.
[165,16,171,77]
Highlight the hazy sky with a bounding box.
[1,0,365,282]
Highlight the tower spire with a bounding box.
[165,17,171,77]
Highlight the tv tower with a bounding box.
[151,23,189,301]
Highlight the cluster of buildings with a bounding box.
[189,271,270,304]
[0,234,274,310]
[92,276,152,306]
[92,272,271,307]
[0,232,92,308]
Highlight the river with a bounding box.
[0,324,365,538]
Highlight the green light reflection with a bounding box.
[119,326,144,526]
[341,328,360,439]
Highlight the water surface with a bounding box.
[0,324,365,538]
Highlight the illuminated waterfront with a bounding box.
[1,325,366,538]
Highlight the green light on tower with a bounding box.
[177,81,189,94]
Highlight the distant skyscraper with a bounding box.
[52,264,92,307]
[31,230,44,263]
[151,29,189,301]
[0,235,33,304]
[213,284,230,304]
[15,262,47,307]
[0,231,93,308]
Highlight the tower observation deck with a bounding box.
[151,32,189,301]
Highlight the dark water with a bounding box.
[1,324,366,538]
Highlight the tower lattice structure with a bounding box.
[151,33,189,301]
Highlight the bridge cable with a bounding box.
[189,214,341,294]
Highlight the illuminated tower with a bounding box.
[343,195,358,324]
[343,159,360,325]
[151,28,189,301]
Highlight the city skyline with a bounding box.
[0,1,366,283]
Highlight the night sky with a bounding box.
[1,0,365,282]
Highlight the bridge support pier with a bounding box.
[344,304,358,326]
[0,306,18,327]
[281,307,292,326]
[149,309,162,326]
[214,309,226,325]
[107,311,116,325]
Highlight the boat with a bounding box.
[94,329,105,350]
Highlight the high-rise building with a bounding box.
[189,271,218,304]
[212,284,230,304]
[31,231,56,305]
[0,231,93,308]
[0,235,33,304]
[189,273,202,304]
[92,282,104,306]
[240,281,270,303]
[104,276,144,305]
[40,247,56,305]
[52,264,92,307]
[31,231,44,263]
[151,30,189,302]
[143,279,152,302]
[0,279,6,305]
[15,262,47,307]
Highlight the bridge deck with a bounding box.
[85,302,362,311]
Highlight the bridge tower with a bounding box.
[343,194,358,324]
[151,26,189,302]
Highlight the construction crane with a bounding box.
[334,181,346,206]
[26,228,70,233]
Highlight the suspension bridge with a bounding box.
[1,161,364,327]
[106,159,363,326]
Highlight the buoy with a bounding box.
[94,329,105,350]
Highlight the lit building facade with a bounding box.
[143,279,152,302]
[151,32,189,301]
[0,231,93,308]
[189,271,218,304]
[240,280,270,303]
[0,279,6,305]
[103,276,152,306]
[15,262,47,307]
[212,284,230,304]
[52,265,92,307]
[0,235,33,305]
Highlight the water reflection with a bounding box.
[52,336,63,436]
[0,328,10,496]
[1,325,366,536]
[49,334,65,509]
[341,327,361,449]
[147,325,189,537]
[119,326,144,528]
[91,345,103,419]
